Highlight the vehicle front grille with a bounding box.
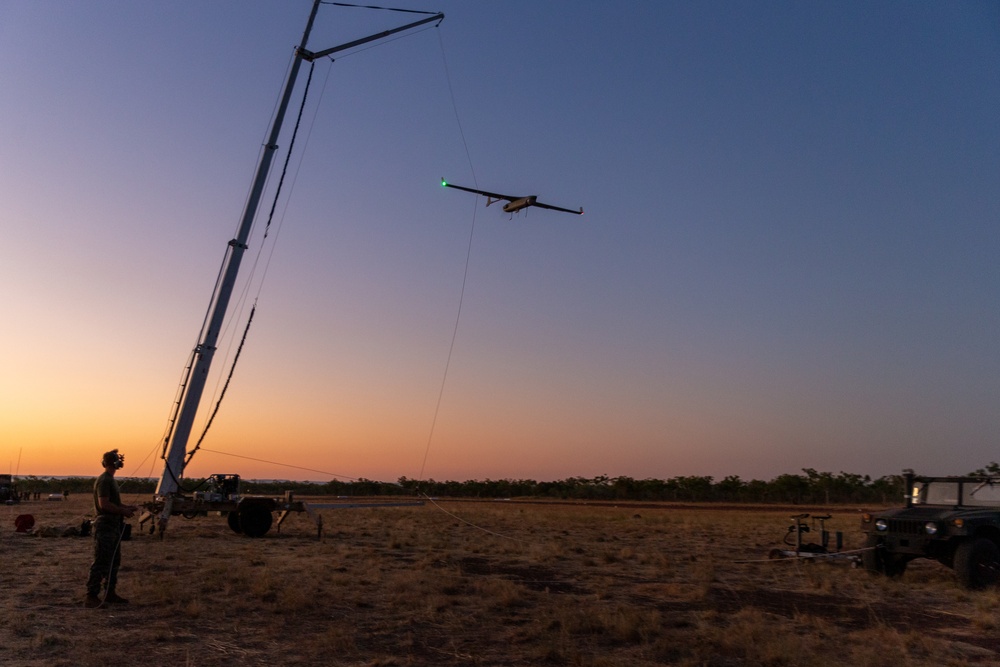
[888,519,925,535]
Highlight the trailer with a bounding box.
[767,513,862,565]
[140,474,423,538]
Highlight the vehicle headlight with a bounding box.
[875,519,888,532]
[924,522,938,535]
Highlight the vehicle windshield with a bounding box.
[965,480,1000,506]
[913,479,1000,507]
[913,482,959,505]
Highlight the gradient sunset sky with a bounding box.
[1,1,997,483]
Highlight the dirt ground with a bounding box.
[2,493,998,666]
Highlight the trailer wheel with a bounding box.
[227,510,243,534]
[954,538,1000,590]
[239,504,273,538]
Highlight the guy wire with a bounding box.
[159,51,297,465]
[416,26,479,484]
[198,447,359,481]
[320,1,440,16]
[192,58,322,462]
[405,29,537,547]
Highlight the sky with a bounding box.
[1,1,998,484]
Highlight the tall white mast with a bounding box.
[156,0,324,501]
[154,1,445,530]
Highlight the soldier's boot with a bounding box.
[84,595,104,609]
[105,592,129,604]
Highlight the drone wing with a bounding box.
[441,178,514,202]
[532,200,584,215]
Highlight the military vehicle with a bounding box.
[0,473,16,504]
[861,470,1000,589]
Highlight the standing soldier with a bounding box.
[84,449,138,608]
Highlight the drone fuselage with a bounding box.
[501,196,536,213]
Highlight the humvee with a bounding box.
[861,470,1000,589]
[0,473,15,504]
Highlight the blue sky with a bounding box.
[1,1,998,482]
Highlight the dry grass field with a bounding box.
[2,492,999,666]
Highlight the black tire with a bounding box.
[227,510,243,534]
[884,555,909,578]
[238,503,273,538]
[862,535,881,574]
[954,538,1000,590]
[862,535,907,578]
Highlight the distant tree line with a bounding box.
[12,464,997,506]
[392,470,908,505]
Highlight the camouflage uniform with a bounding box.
[86,472,124,598]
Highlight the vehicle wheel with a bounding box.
[238,503,273,538]
[954,538,1000,590]
[862,535,885,574]
[227,510,242,534]
[862,535,907,578]
[883,555,908,577]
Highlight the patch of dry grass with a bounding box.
[1,495,998,665]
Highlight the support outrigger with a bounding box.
[141,1,442,538]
